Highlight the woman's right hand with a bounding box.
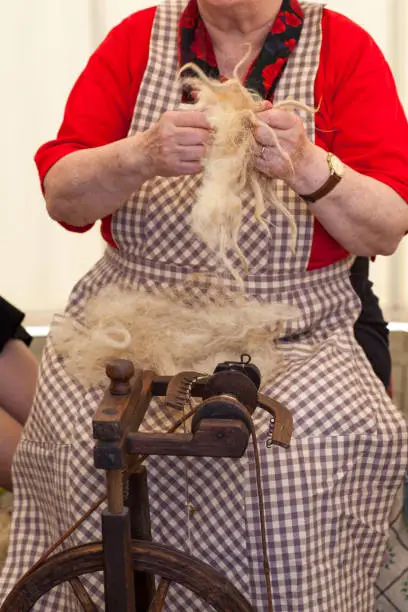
[43,109,212,228]
[139,109,213,178]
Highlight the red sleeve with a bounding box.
[316,9,408,199]
[34,7,156,234]
[309,9,408,270]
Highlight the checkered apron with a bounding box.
[1,2,407,610]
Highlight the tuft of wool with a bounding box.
[180,53,314,283]
[52,284,299,390]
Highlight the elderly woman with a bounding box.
[1,0,408,610]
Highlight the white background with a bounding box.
[1,0,407,323]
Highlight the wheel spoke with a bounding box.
[1,541,253,612]
[69,577,98,611]
[147,578,171,612]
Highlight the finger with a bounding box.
[178,160,203,175]
[254,123,291,148]
[253,151,293,177]
[166,109,212,129]
[176,127,212,146]
[178,144,207,162]
[257,108,297,130]
[256,147,287,164]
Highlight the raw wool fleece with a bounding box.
[52,284,299,389]
[181,56,310,283]
[52,57,307,389]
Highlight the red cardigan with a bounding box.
[35,6,408,270]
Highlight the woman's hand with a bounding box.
[252,106,408,257]
[44,108,212,227]
[140,109,213,178]
[253,107,320,190]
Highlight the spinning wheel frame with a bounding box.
[1,358,293,611]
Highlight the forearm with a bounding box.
[44,132,153,227]
[290,145,408,256]
[44,108,211,227]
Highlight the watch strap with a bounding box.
[299,173,342,203]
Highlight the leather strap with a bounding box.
[299,172,342,203]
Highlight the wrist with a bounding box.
[287,144,329,195]
[115,132,156,185]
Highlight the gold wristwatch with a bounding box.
[299,152,345,203]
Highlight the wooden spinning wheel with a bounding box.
[1,358,293,611]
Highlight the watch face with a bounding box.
[330,154,345,177]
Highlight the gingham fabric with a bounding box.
[1,1,407,610]
[376,484,408,611]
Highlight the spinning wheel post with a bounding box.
[97,360,138,612]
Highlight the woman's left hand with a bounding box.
[253,107,317,187]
